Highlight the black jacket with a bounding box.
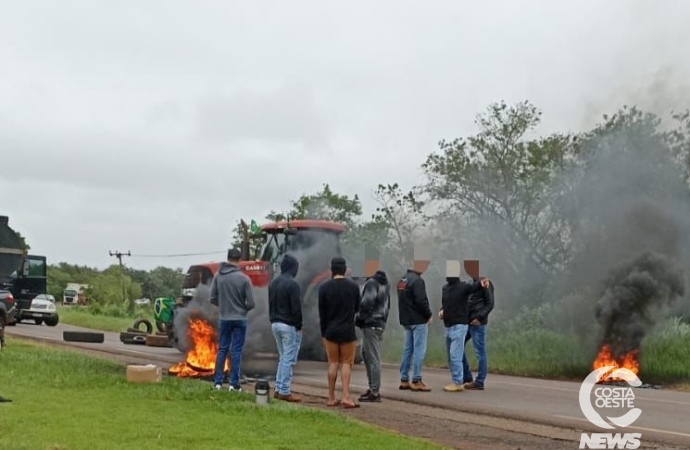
[441,277,484,328]
[468,278,494,325]
[318,276,361,343]
[355,271,390,329]
[397,269,433,326]
[268,254,302,330]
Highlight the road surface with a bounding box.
[7,322,690,448]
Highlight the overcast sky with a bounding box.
[2,0,689,271]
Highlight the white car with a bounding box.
[17,294,59,326]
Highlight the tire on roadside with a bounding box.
[155,320,166,333]
[145,334,171,347]
[63,331,105,343]
[132,318,153,334]
[126,327,147,334]
[120,331,148,342]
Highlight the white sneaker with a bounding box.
[229,385,242,392]
[213,384,222,391]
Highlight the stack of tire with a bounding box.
[119,318,172,347]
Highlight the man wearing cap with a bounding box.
[210,248,256,392]
[355,270,390,402]
[318,256,362,408]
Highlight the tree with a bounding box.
[421,100,577,278]
[289,183,362,229]
[369,183,428,274]
[15,231,30,251]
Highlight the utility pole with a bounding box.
[109,250,131,312]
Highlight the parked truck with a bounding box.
[0,215,47,335]
[63,283,88,306]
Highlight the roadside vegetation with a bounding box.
[382,307,690,385]
[0,340,443,450]
[57,305,143,333]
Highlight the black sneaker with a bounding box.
[359,391,381,402]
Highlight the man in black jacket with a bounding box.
[462,278,494,390]
[268,253,302,402]
[397,266,433,392]
[355,270,390,402]
[438,273,490,392]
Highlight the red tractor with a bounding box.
[173,219,365,363]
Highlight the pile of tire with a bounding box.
[119,318,172,347]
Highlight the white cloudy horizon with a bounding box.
[2,0,689,271]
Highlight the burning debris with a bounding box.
[168,283,229,378]
[592,251,684,382]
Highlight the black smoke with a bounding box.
[595,251,685,359]
[173,282,218,353]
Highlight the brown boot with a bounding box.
[411,380,431,392]
[276,393,302,402]
[399,380,412,390]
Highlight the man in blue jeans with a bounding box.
[268,253,302,402]
[397,263,433,392]
[210,248,255,391]
[438,269,490,392]
[462,277,494,390]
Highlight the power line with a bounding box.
[130,250,227,258]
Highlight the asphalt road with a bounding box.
[7,322,690,447]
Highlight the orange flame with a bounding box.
[592,344,639,382]
[169,317,229,377]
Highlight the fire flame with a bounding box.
[169,317,229,377]
[592,344,639,382]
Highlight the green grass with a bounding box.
[0,339,444,450]
[381,325,690,385]
[57,305,144,332]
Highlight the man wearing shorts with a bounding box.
[318,256,361,408]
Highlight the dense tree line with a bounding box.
[47,263,185,310]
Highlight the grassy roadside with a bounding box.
[0,339,444,450]
[57,305,145,332]
[381,325,690,385]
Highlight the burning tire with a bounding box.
[63,331,105,343]
[132,318,153,334]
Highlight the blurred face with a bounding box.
[464,260,479,279]
[413,259,430,273]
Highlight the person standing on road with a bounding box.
[438,271,490,392]
[355,270,390,402]
[397,264,433,392]
[462,277,494,390]
[318,256,362,408]
[210,248,255,392]
[268,253,303,402]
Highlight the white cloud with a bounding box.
[1,0,689,270]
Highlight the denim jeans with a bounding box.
[445,324,469,384]
[213,319,248,388]
[400,323,428,382]
[362,327,384,393]
[272,322,302,395]
[462,324,487,386]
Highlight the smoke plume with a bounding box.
[595,251,685,359]
[173,282,218,353]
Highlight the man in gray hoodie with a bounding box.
[210,248,255,391]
